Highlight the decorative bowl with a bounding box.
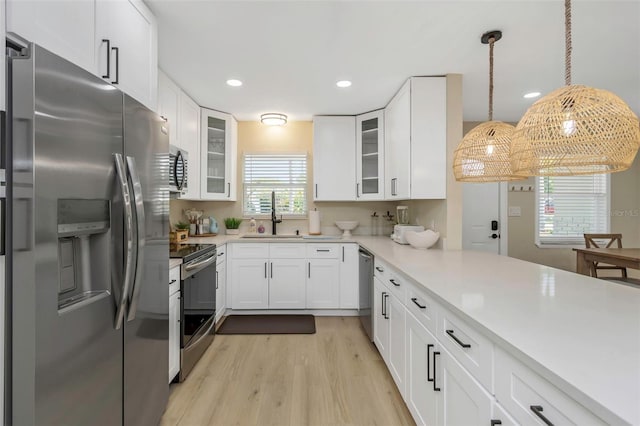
[335,221,359,238]
[405,229,440,250]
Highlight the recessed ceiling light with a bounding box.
[226,79,243,87]
[336,80,352,88]
[523,91,541,99]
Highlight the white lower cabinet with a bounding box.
[494,347,606,425]
[406,311,439,426]
[215,245,226,322]
[269,259,306,308]
[306,259,340,308]
[230,259,269,309]
[339,244,359,309]
[438,347,493,425]
[373,277,390,357]
[387,291,406,396]
[168,266,180,383]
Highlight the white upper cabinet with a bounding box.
[95,0,157,110]
[7,0,97,73]
[384,77,447,200]
[356,110,385,200]
[312,116,356,201]
[8,0,158,110]
[200,108,237,201]
[385,80,411,200]
[178,93,201,199]
[157,70,180,145]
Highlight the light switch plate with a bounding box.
[508,206,522,217]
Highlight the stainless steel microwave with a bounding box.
[169,145,188,194]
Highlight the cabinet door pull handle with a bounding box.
[530,406,554,426]
[375,266,384,272]
[383,294,389,319]
[270,262,273,278]
[264,262,267,279]
[308,262,310,278]
[227,182,230,197]
[342,246,344,262]
[381,291,387,318]
[490,421,502,426]
[411,298,426,309]
[446,329,471,348]
[389,279,400,287]
[101,39,111,79]
[111,46,119,84]
[316,249,330,252]
[315,184,318,198]
[356,182,360,198]
[426,343,434,382]
[432,351,441,391]
[218,252,224,256]
[215,271,219,289]
[170,279,177,284]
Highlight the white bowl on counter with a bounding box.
[335,221,359,238]
[405,229,440,249]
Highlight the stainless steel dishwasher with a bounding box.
[358,247,374,341]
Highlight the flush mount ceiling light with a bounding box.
[260,113,287,126]
[336,80,352,88]
[453,30,525,182]
[226,79,243,87]
[511,0,639,176]
[523,91,541,99]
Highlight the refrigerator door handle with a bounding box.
[126,156,146,321]
[114,153,136,329]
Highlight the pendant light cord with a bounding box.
[488,36,494,121]
[565,0,572,86]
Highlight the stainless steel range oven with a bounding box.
[170,244,217,381]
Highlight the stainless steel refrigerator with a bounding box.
[5,42,169,425]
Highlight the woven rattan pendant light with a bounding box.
[453,31,524,182]
[510,0,640,176]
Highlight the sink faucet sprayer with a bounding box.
[271,191,282,235]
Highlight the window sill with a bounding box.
[243,215,308,221]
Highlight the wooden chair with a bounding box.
[583,233,627,278]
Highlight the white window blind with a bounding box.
[536,175,609,245]
[243,153,307,217]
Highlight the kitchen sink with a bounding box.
[240,234,302,239]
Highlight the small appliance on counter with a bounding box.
[391,224,425,244]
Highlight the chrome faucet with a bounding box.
[271,191,282,235]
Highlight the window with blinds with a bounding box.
[536,174,610,245]
[243,153,308,217]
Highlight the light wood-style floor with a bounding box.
[161,316,415,426]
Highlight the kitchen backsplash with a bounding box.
[170,198,446,238]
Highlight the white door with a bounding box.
[168,290,180,383]
[269,259,306,309]
[230,259,269,309]
[306,259,340,308]
[157,70,180,146]
[215,260,226,322]
[462,183,504,254]
[384,81,411,200]
[356,110,384,200]
[312,116,356,201]
[201,109,233,200]
[179,92,201,200]
[339,244,359,309]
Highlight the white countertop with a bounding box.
[166,233,639,423]
[352,236,640,425]
[169,258,182,269]
[179,234,356,245]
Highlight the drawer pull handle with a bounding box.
[426,344,434,382]
[530,406,554,426]
[375,266,384,272]
[389,279,400,287]
[170,279,177,284]
[432,351,441,391]
[446,329,471,348]
[490,421,502,426]
[218,252,224,256]
[316,249,330,252]
[411,298,426,309]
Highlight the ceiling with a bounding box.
[147,1,640,123]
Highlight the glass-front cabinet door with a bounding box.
[200,108,237,200]
[356,110,384,200]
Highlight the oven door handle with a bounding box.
[185,317,215,350]
[184,253,217,272]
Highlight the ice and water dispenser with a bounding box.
[57,199,111,313]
